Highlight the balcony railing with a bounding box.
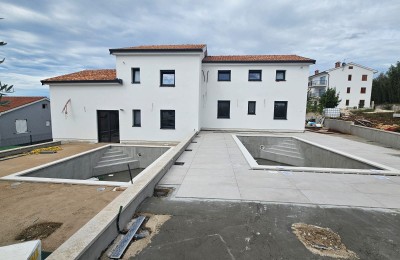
[309,80,327,86]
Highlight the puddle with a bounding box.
[292,223,358,259]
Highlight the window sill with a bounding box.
[132,82,141,84]
[217,80,231,82]
[132,125,141,127]
[217,117,230,119]
[273,118,287,120]
[248,80,262,82]
[248,114,256,115]
[160,128,175,130]
[275,80,286,82]
[160,85,175,87]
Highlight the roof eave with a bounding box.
[41,79,123,85]
[202,60,316,64]
[109,48,205,54]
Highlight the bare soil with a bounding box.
[342,111,400,131]
[15,222,62,241]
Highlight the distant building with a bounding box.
[308,62,377,108]
[42,44,315,143]
[0,96,52,147]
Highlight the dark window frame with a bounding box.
[217,100,230,119]
[160,70,175,87]
[360,87,366,94]
[132,68,140,84]
[248,70,262,81]
[362,75,368,81]
[349,66,353,69]
[348,74,352,81]
[346,100,350,106]
[276,70,286,81]
[273,101,288,120]
[132,109,141,127]
[359,100,365,108]
[347,87,351,93]
[218,70,231,81]
[248,101,256,115]
[160,110,175,129]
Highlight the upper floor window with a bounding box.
[132,110,141,127]
[349,66,353,69]
[248,70,262,81]
[362,75,368,81]
[347,87,351,93]
[42,104,47,109]
[132,68,140,84]
[348,74,352,81]
[248,101,256,115]
[160,70,175,86]
[274,101,287,120]
[361,87,366,94]
[218,70,231,81]
[217,100,230,118]
[276,70,286,81]
[160,110,175,129]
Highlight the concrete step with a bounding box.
[103,150,123,156]
[97,156,132,165]
[93,159,139,176]
[101,153,128,160]
[268,147,302,157]
[260,149,305,167]
[273,144,298,151]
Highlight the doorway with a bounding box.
[97,110,120,143]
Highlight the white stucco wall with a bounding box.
[200,63,310,131]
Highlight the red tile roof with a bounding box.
[110,44,207,53]
[202,55,315,63]
[41,69,120,84]
[0,96,47,113]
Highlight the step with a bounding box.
[260,150,305,167]
[103,150,123,156]
[268,147,302,157]
[97,156,132,165]
[273,144,298,151]
[101,153,128,160]
[93,159,140,176]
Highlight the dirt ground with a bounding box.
[0,142,123,252]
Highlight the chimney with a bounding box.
[315,70,319,75]
[335,61,341,68]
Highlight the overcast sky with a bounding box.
[0,0,399,97]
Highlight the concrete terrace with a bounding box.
[159,131,400,209]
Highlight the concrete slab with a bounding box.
[239,187,311,203]
[351,183,400,196]
[158,166,188,185]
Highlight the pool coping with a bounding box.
[233,134,400,175]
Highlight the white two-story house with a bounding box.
[308,62,377,108]
[41,44,315,143]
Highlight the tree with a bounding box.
[371,61,400,104]
[0,18,14,106]
[319,87,341,111]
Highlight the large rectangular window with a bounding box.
[274,101,288,120]
[160,110,175,129]
[276,70,286,81]
[248,70,262,81]
[218,70,231,81]
[359,100,365,108]
[248,101,256,115]
[160,70,175,86]
[217,101,230,118]
[132,68,140,84]
[15,119,28,134]
[132,110,141,127]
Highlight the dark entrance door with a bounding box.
[97,110,120,143]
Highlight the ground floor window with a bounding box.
[160,110,175,129]
[274,101,287,119]
[217,100,230,118]
[132,110,141,127]
[15,119,28,134]
[248,101,256,115]
[359,100,365,108]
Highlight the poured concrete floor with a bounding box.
[159,131,400,209]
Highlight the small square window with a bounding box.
[217,101,230,118]
[248,70,262,81]
[42,104,47,109]
[274,101,287,120]
[160,110,175,129]
[347,87,351,93]
[248,101,256,115]
[132,110,141,127]
[349,66,353,69]
[160,70,175,86]
[361,87,366,94]
[132,68,140,84]
[346,100,350,106]
[362,75,368,81]
[348,74,352,81]
[276,70,286,81]
[218,70,231,81]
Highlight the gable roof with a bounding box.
[41,69,122,85]
[110,44,207,54]
[0,96,48,114]
[202,55,315,64]
[310,62,377,79]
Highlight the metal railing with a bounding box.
[309,80,327,86]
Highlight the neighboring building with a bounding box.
[0,96,52,147]
[41,44,315,143]
[308,62,377,108]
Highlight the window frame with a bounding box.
[362,75,368,81]
[217,100,230,119]
[273,101,288,120]
[131,68,140,84]
[248,70,262,81]
[160,110,175,129]
[348,74,352,81]
[217,70,231,82]
[349,66,353,69]
[275,70,286,81]
[132,109,141,127]
[248,101,256,115]
[347,87,351,93]
[345,100,350,106]
[160,70,175,87]
[360,87,366,94]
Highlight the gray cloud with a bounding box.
[0,0,399,96]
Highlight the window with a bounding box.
[248,70,262,81]
[160,70,175,86]
[217,101,230,118]
[276,70,286,81]
[132,68,140,84]
[349,66,353,69]
[218,70,231,81]
[15,119,28,134]
[46,121,51,127]
[248,101,256,115]
[362,75,368,81]
[42,104,47,109]
[132,110,141,127]
[361,87,366,94]
[359,100,365,108]
[347,87,351,93]
[160,110,175,129]
[348,74,352,81]
[346,100,350,106]
[274,101,287,120]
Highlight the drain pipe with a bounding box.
[127,164,133,184]
[116,206,127,234]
